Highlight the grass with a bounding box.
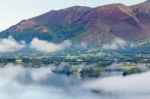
[111,64,137,71]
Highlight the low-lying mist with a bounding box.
[0,36,25,52]
[30,38,72,53]
[102,37,127,50]
[0,36,72,53]
[0,36,142,53]
[0,64,98,99]
[85,71,150,99]
[0,64,150,99]
[101,37,139,50]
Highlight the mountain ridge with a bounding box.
[1,1,150,44]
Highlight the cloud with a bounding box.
[0,36,25,52]
[1,64,150,99]
[102,37,127,50]
[30,38,72,53]
[0,64,52,82]
[0,37,72,53]
[29,67,52,81]
[85,71,150,99]
[0,64,98,99]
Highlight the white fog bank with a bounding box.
[30,38,72,53]
[0,37,72,53]
[85,71,150,99]
[102,37,127,50]
[0,64,98,99]
[0,64,150,99]
[0,36,25,52]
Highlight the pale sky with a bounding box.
[0,0,146,30]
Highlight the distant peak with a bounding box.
[96,3,130,12]
[100,3,126,7]
[61,6,92,11]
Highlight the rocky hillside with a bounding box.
[1,1,150,44]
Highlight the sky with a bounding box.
[0,0,146,31]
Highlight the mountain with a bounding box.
[1,1,150,44]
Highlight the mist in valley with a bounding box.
[0,64,148,99]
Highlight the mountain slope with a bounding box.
[1,1,150,44]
